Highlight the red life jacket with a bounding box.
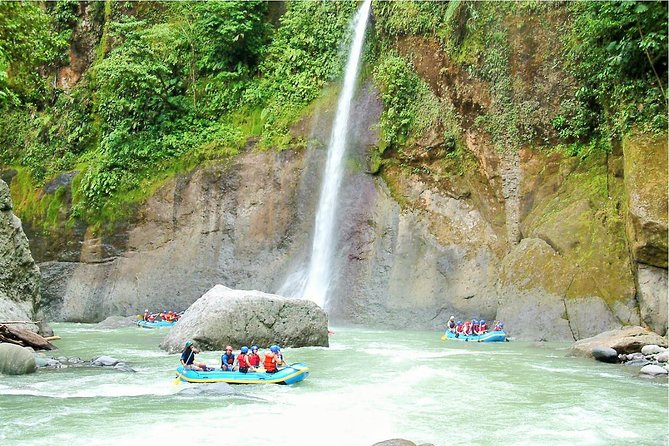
[249,353,260,367]
[473,323,480,332]
[479,323,488,332]
[456,325,463,333]
[264,353,277,372]
[238,353,249,368]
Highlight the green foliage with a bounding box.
[564,0,668,138]
[169,1,269,116]
[373,0,450,39]
[253,1,358,143]
[0,0,68,106]
[373,52,439,148]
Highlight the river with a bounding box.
[1,324,667,446]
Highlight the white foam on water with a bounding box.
[529,364,584,374]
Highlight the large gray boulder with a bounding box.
[0,343,37,375]
[0,179,42,330]
[569,326,668,359]
[161,285,329,353]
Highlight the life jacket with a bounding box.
[448,320,456,330]
[455,325,463,333]
[494,324,502,331]
[222,353,234,366]
[479,323,488,332]
[249,353,260,367]
[264,353,277,372]
[238,353,249,368]
[473,323,480,333]
[148,315,156,322]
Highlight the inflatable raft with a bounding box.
[175,363,310,385]
[136,320,176,328]
[442,330,507,342]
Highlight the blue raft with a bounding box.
[175,363,310,385]
[443,330,507,342]
[135,320,176,329]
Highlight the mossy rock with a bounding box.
[520,151,635,306]
[623,132,668,268]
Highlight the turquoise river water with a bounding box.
[0,324,667,446]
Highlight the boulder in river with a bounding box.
[591,346,619,363]
[569,326,668,359]
[161,285,329,353]
[0,343,37,375]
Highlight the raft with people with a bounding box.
[443,330,507,343]
[175,363,310,385]
[441,318,508,342]
[135,319,176,329]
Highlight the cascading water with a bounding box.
[279,0,372,309]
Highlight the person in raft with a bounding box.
[221,345,237,371]
[263,345,286,374]
[180,341,208,371]
[447,316,457,333]
[248,345,261,369]
[235,346,252,373]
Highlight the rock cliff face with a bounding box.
[0,180,42,327]
[5,9,667,341]
[15,93,667,341]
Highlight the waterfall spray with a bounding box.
[279,0,372,309]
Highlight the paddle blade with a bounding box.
[173,375,181,385]
[440,335,447,341]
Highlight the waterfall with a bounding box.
[279,0,372,309]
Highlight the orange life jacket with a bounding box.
[264,353,277,372]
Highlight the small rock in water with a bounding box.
[639,364,668,377]
[656,351,669,363]
[371,440,417,446]
[34,356,62,368]
[624,359,652,368]
[91,356,120,367]
[178,382,235,395]
[113,362,136,373]
[641,345,666,356]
